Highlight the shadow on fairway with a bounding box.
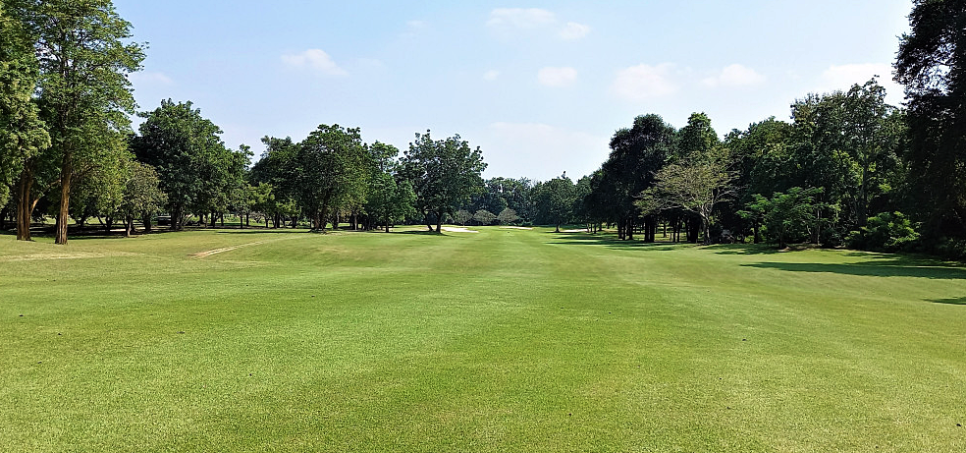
[929,297,966,305]
[390,230,446,236]
[549,233,682,250]
[745,259,966,280]
[713,244,784,255]
[930,297,966,306]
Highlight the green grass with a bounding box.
[1,227,965,452]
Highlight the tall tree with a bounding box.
[642,159,734,245]
[400,131,487,233]
[365,142,415,232]
[295,124,369,231]
[1,1,51,240]
[29,0,145,244]
[596,114,677,240]
[895,0,966,241]
[132,100,229,230]
[534,175,576,232]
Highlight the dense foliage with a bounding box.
[1,0,964,259]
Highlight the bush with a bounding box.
[846,212,920,253]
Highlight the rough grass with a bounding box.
[1,227,965,452]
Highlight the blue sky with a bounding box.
[116,0,912,181]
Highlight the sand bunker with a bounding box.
[500,226,533,230]
[561,228,589,233]
[441,227,479,233]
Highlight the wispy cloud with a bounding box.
[818,63,904,104]
[487,8,590,41]
[538,67,578,88]
[611,63,679,101]
[702,64,766,88]
[130,71,173,86]
[401,20,427,38]
[281,49,347,76]
[487,8,556,30]
[559,22,591,40]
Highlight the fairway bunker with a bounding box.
[441,227,478,233]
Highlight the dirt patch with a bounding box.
[0,253,111,262]
[191,235,309,258]
[441,227,479,233]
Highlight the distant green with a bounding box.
[1,228,965,452]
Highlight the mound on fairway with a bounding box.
[1,228,965,452]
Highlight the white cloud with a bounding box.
[130,71,173,85]
[487,8,556,30]
[487,8,589,41]
[281,49,348,76]
[611,63,679,101]
[702,64,766,88]
[483,70,501,81]
[819,63,904,104]
[485,123,610,181]
[559,22,591,40]
[538,67,578,87]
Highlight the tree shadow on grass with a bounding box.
[930,297,966,306]
[389,230,446,236]
[744,259,966,280]
[712,244,784,255]
[549,233,683,250]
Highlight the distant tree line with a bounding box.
[3,0,965,259]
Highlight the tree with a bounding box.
[0,1,50,225]
[250,136,299,228]
[117,161,164,236]
[740,187,829,249]
[400,130,487,233]
[28,0,145,244]
[474,209,497,225]
[534,175,575,232]
[497,208,519,225]
[364,142,416,232]
[132,100,230,231]
[295,124,369,231]
[841,79,902,226]
[453,209,473,226]
[644,159,734,245]
[595,114,676,241]
[895,0,966,242]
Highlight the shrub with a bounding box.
[847,212,920,253]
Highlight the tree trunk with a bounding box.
[54,162,73,245]
[105,216,113,235]
[125,216,133,237]
[626,217,634,241]
[0,206,7,231]
[16,170,34,241]
[171,205,183,231]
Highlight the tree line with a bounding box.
[3,0,966,259]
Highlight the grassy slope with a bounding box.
[1,228,965,452]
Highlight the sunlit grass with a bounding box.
[2,227,965,452]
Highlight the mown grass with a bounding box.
[1,227,965,452]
